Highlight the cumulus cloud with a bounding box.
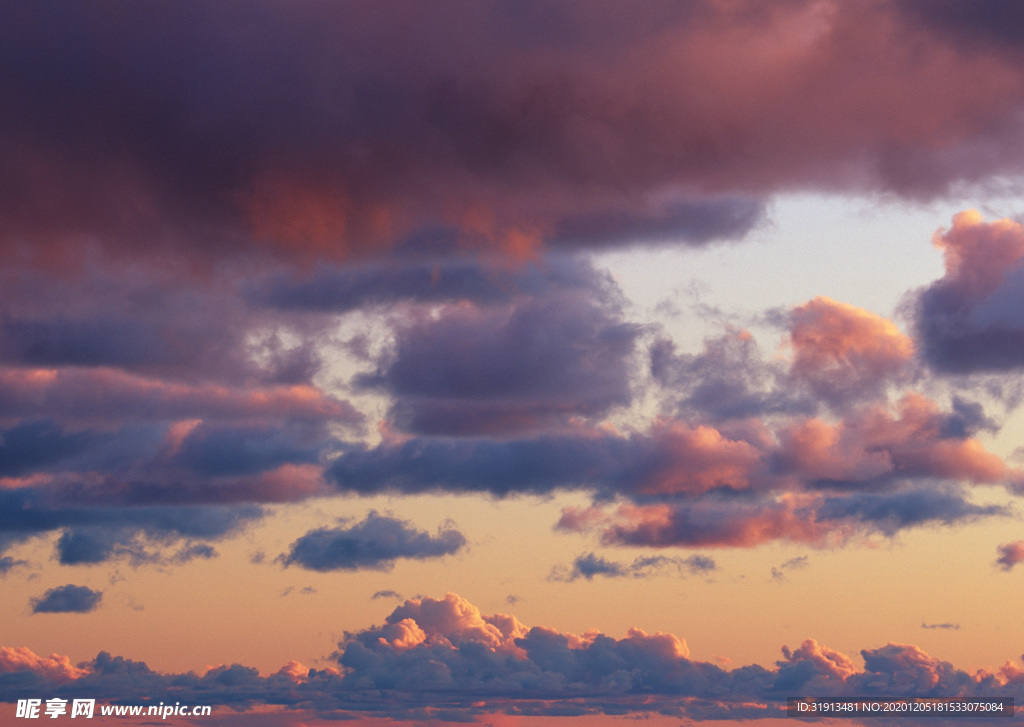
[31,584,103,614]
[788,297,915,406]
[916,211,1024,374]
[0,646,87,683]
[2,593,1022,721]
[280,512,466,572]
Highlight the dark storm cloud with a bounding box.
[30,584,102,614]
[3,593,1020,721]
[5,1,1024,268]
[280,512,466,572]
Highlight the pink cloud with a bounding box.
[577,497,839,549]
[627,419,763,495]
[383,592,529,655]
[789,297,914,405]
[778,393,1008,485]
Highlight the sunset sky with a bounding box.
[4,2,1024,725]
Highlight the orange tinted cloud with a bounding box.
[629,419,763,495]
[0,646,87,683]
[789,297,914,405]
[778,393,1006,485]
[584,497,839,549]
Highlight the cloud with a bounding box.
[250,254,613,313]
[774,393,1010,489]
[559,487,1005,548]
[915,211,1024,374]
[788,297,915,407]
[922,623,960,630]
[356,284,640,436]
[891,0,1024,51]
[0,646,87,683]
[280,512,466,572]
[31,584,103,614]
[771,555,809,582]
[654,300,918,422]
[995,541,1024,571]
[0,556,28,576]
[0,486,262,565]
[776,638,859,691]
[328,420,766,499]
[5,2,1024,272]
[3,593,1021,721]
[330,388,1013,521]
[550,552,717,581]
[651,329,808,422]
[0,368,360,425]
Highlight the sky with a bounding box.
[4,1,1024,725]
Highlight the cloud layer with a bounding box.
[2,593,1021,721]
[2,0,1024,574]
